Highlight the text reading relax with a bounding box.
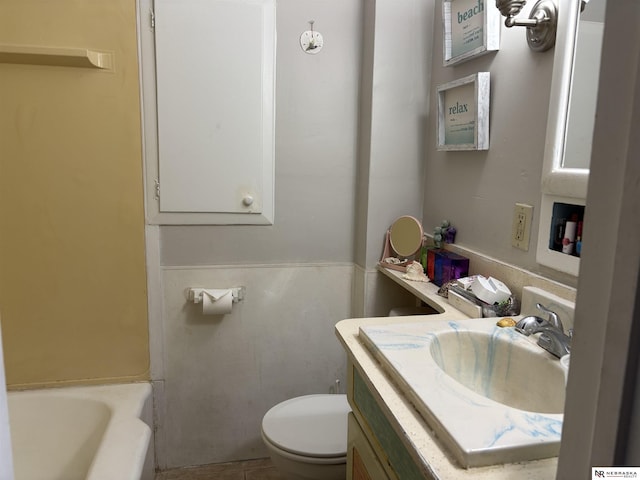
[449,102,468,115]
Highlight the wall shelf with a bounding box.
[536,194,584,277]
[0,44,114,70]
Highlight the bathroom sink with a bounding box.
[359,318,565,468]
[431,330,565,414]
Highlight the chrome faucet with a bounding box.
[515,303,571,358]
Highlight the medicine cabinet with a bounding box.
[536,0,605,275]
[139,0,276,225]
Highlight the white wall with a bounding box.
[160,0,363,267]
[157,265,352,467]
[152,0,439,469]
[153,0,366,469]
[354,0,435,316]
[355,0,434,270]
[421,3,578,288]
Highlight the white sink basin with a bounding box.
[431,330,565,414]
[360,317,565,468]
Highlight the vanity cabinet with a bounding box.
[336,271,559,480]
[347,362,431,480]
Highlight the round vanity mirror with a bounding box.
[389,216,423,257]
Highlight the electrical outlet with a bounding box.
[512,203,533,251]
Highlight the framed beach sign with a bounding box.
[443,0,501,66]
[437,72,490,151]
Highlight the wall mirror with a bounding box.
[540,0,606,199]
[537,0,606,276]
[562,0,606,170]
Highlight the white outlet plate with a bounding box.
[512,203,533,250]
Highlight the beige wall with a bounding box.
[0,0,149,388]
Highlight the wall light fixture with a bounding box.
[495,0,558,52]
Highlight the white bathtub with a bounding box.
[7,382,152,480]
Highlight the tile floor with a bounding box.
[155,458,284,480]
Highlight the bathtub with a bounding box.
[7,382,152,480]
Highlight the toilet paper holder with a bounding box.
[188,287,246,304]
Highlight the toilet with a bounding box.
[261,394,351,480]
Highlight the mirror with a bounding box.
[390,216,423,257]
[379,216,424,271]
[536,0,605,276]
[563,0,606,170]
[540,0,605,199]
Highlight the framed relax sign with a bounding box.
[442,0,501,66]
[437,72,490,151]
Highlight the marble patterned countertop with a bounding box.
[335,270,559,479]
[360,317,564,468]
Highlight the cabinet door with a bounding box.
[353,448,373,480]
[348,413,391,480]
[146,0,275,225]
[350,366,429,479]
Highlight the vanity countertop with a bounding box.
[335,271,558,479]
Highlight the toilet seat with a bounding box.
[261,433,347,465]
[261,394,350,459]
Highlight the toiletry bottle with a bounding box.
[553,218,566,251]
[562,214,578,255]
[575,221,583,257]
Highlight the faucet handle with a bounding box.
[536,303,564,332]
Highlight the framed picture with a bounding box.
[442,0,501,66]
[437,72,490,151]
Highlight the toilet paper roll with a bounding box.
[202,289,233,315]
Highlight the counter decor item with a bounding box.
[437,72,490,151]
[481,294,520,317]
[438,279,520,317]
[427,250,470,287]
[433,220,457,247]
[379,216,425,272]
[402,261,430,283]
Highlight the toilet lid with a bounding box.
[262,394,351,458]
